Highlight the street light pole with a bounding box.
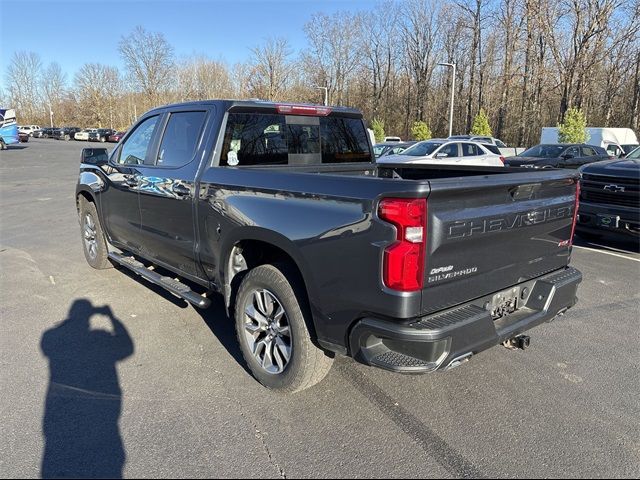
[312,86,328,106]
[438,63,456,137]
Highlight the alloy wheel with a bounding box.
[243,289,292,374]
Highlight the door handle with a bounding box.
[124,175,139,187]
[172,183,191,197]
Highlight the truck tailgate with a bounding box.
[421,170,578,315]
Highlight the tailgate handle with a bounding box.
[509,183,541,201]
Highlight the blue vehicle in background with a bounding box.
[0,108,19,150]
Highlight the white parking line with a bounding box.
[573,245,640,262]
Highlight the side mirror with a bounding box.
[81,147,109,166]
[435,152,449,158]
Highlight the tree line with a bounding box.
[2,0,639,146]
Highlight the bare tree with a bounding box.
[456,0,491,131]
[358,1,399,118]
[248,37,293,100]
[5,51,42,122]
[303,11,363,105]
[118,26,175,109]
[177,56,233,101]
[75,63,119,127]
[41,62,67,125]
[400,0,444,122]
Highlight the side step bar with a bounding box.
[108,252,211,309]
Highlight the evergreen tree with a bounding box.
[470,108,492,136]
[371,118,385,143]
[410,121,432,140]
[558,107,589,143]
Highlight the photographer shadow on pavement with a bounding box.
[40,299,134,479]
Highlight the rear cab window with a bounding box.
[156,111,207,167]
[218,110,371,167]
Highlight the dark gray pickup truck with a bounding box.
[76,100,582,392]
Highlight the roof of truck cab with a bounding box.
[145,99,361,116]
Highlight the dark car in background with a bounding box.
[505,144,610,169]
[53,127,82,141]
[40,127,57,138]
[108,130,126,142]
[577,149,640,239]
[88,128,115,143]
[373,141,417,158]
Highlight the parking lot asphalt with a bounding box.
[1,139,639,479]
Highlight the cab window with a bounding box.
[155,111,207,167]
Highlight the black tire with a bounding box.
[78,197,112,269]
[235,263,333,393]
[0,139,6,150]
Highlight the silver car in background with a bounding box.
[377,139,505,166]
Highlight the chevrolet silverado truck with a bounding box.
[76,100,582,392]
[577,155,640,239]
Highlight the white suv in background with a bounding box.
[377,139,505,166]
[18,125,41,137]
[74,128,98,141]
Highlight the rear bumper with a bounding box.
[349,267,582,373]
[577,201,639,237]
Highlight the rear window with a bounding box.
[484,144,501,155]
[219,112,371,166]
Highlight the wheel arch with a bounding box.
[220,229,318,331]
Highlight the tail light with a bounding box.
[499,156,505,164]
[378,198,427,291]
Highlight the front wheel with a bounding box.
[79,197,112,269]
[235,264,333,393]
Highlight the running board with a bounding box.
[108,252,211,309]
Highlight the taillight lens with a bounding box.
[569,180,580,246]
[499,156,505,164]
[379,198,427,291]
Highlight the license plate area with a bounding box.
[486,287,520,320]
[597,214,620,228]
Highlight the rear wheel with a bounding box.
[79,197,112,269]
[235,263,333,393]
[0,139,6,150]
